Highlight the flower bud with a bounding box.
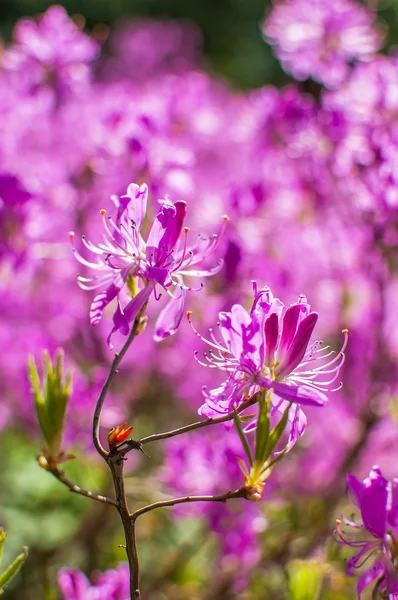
[28,349,72,463]
[108,422,134,448]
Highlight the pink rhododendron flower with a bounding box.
[71,182,226,346]
[263,0,382,88]
[335,467,398,599]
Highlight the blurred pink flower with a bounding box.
[263,0,382,88]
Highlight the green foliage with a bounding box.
[287,560,323,600]
[28,349,72,458]
[254,391,271,465]
[0,529,28,595]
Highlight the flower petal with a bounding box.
[90,280,123,326]
[356,560,384,598]
[388,478,398,528]
[107,283,154,348]
[277,304,302,359]
[259,377,328,406]
[58,568,90,600]
[219,304,251,359]
[147,200,187,250]
[154,286,186,341]
[275,312,318,379]
[145,265,173,288]
[360,466,388,538]
[346,473,364,509]
[264,312,279,366]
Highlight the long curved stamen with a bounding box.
[112,217,140,254]
[100,210,129,255]
[335,521,373,547]
[296,331,348,376]
[330,382,343,392]
[208,327,225,349]
[351,547,379,569]
[205,352,237,371]
[96,235,131,257]
[77,276,115,291]
[172,227,190,272]
[293,356,345,377]
[166,285,184,300]
[81,235,105,255]
[187,311,230,353]
[193,351,223,369]
[71,248,106,270]
[180,282,205,293]
[179,258,224,278]
[298,349,334,368]
[201,215,229,259]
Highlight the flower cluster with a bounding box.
[189,282,347,449]
[335,467,398,598]
[70,183,226,345]
[0,0,397,588]
[263,0,382,87]
[59,565,129,600]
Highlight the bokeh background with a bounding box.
[1,0,398,598]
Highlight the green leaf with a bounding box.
[233,412,253,466]
[28,356,54,448]
[0,547,28,594]
[254,391,270,464]
[0,530,6,566]
[264,401,291,459]
[288,560,323,600]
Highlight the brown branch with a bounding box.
[108,450,140,599]
[92,305,148,599]
[46,464,117,507]
[93,304,148,458]
[131,487,247,521]
[134,395,259,448]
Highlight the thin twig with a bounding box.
[92,304,148,599]
[47,465,117,507]
[108,450,140,599]
[135,395,259,447]
[132,487,247,521]
[93,303,148,458]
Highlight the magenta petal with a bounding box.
[117,183,148,229]
[389,479,398,528]
[147,200,187,250]
[90,282,122,326]
[277,304,301,358]
[145,265,173,288]
[286,405,307,451]
[164,200,187,249]
[219,304,251,358]
[275,312,318,378]
[123,283,154,324]
[107,284,154,348]
[346,473,364,509]
[264,312,279,365]
[360,467,388,538]
[58,568,90,600]
[382,554,398,594]
[154,287,186,341]
[272,402,307,453]
[356,561,384,598]
[260,378,328,406]
[107,301,130,349]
